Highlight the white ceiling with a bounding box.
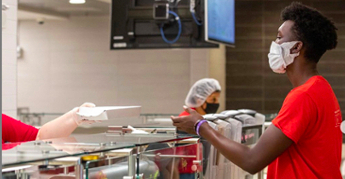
[18,0,111,21]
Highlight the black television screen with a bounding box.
[110,0,218,50]
[205,0,235,47]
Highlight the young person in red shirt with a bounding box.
[178,78,221,179]
[171,2,342,179]
[181,78,221,117]
[2,102,96,145]
[147,79,221,179]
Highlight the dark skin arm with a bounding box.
[171,107,293,174]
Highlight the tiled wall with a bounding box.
[2,0,18,118]
[226,0,345,117]
[17,16,210,115]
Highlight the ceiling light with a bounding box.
[69,0,86,4]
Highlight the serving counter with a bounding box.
[3,109,265,179]
[3,131,202,179]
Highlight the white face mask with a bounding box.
[268,41,300,74]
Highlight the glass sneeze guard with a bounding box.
[2,132,195,168]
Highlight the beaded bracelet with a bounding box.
[195,120,207,136]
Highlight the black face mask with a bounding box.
[203,103,220,114]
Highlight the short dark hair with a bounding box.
[281,2,338,63]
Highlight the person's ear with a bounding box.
[291,41,303,54]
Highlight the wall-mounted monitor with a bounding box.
[205,0,235,47]
[110,0,218,50]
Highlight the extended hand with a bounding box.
[72,102,97,125]
[170,106,205,134]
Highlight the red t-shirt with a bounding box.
[177,108,203,174]
[267,76,342,179]
[178,107,196,117]
[2,114,39,144]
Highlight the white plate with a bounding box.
[77,106,141,121]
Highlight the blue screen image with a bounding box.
[207,0,235,45]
